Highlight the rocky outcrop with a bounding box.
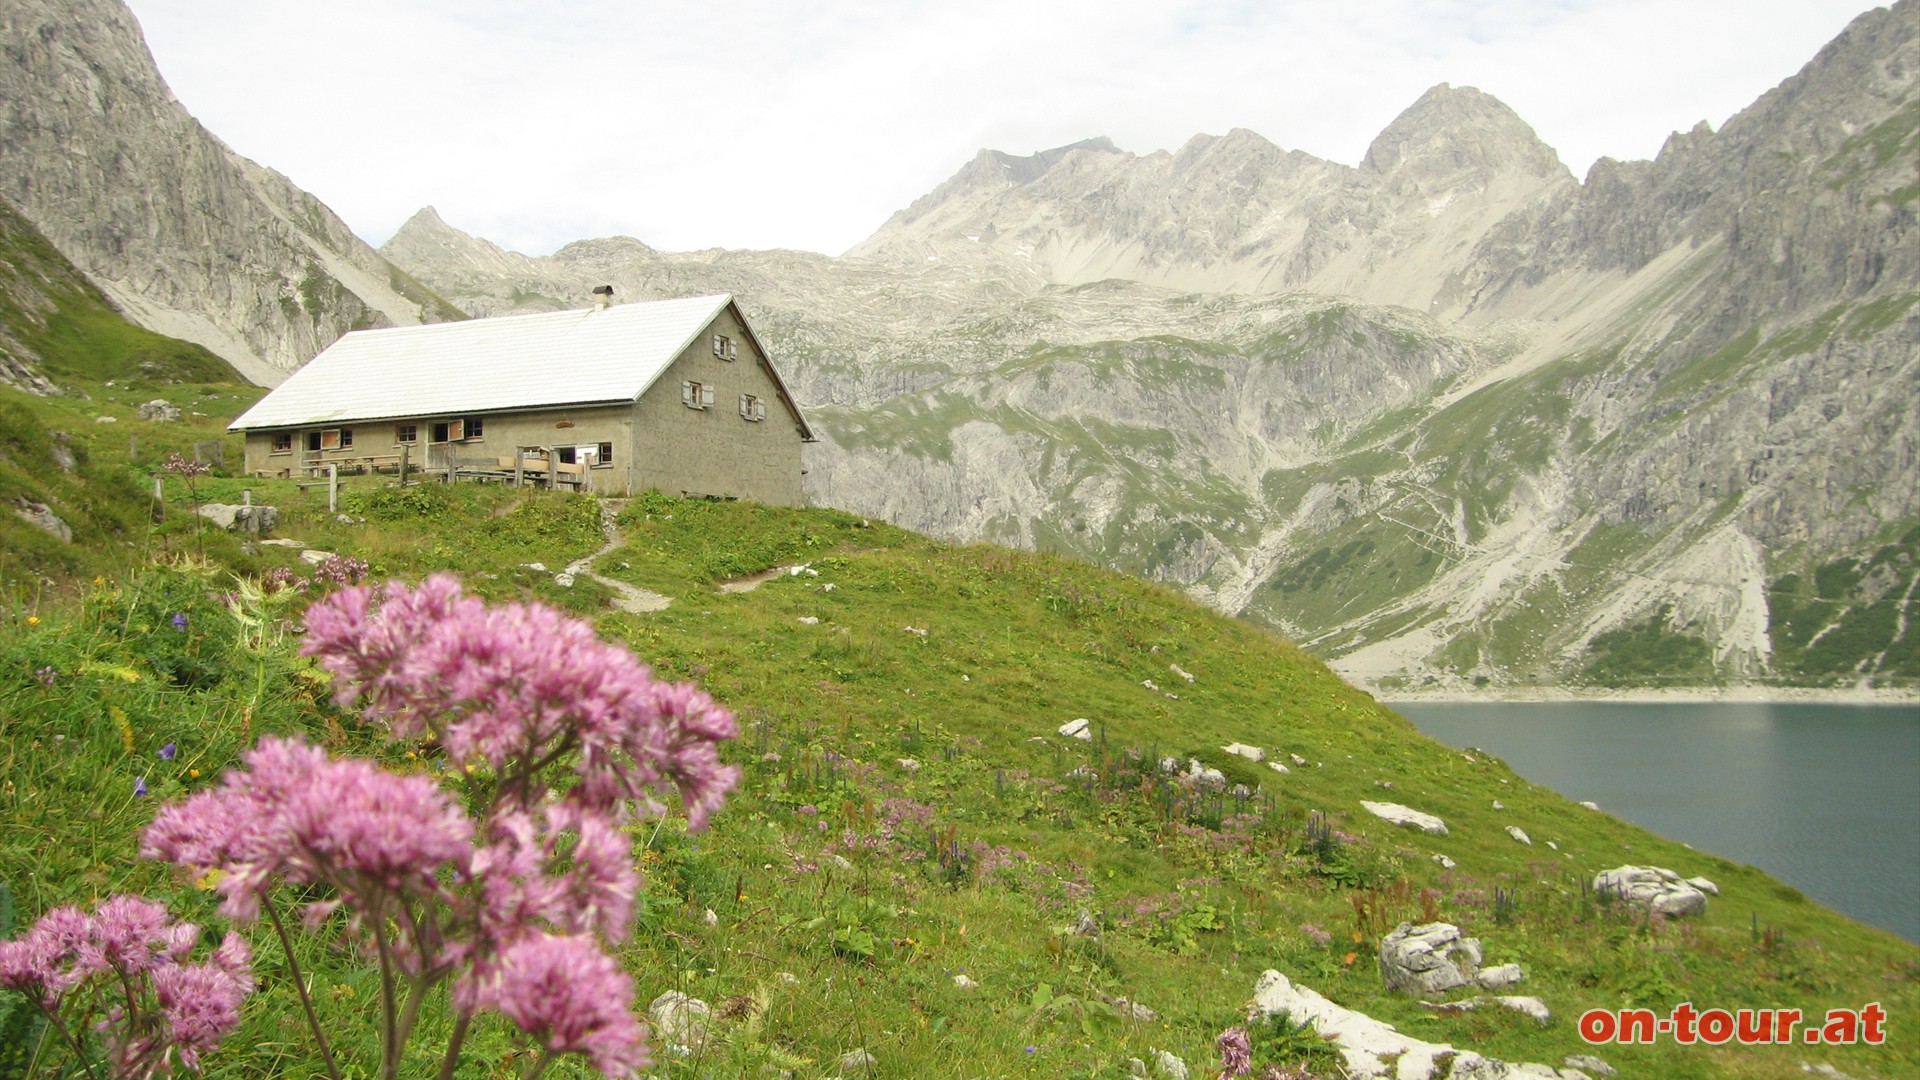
[1593,866,1711,916]
[1377,922,1482,995]
[1251,969,1588,1080]
[0,0,460,384]
[1362,802,1449,836]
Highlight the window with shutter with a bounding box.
[321,429,342,451]
[684,381,711,409]
[712,335,724,357]
[754,398,767,421]
[700,383,715,407]
[725,338,738,360]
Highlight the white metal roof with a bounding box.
[229,294,737,430]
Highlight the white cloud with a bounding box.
[124,0,1875,256]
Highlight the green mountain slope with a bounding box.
[0,195,264,584]
[3,483,1912,1079]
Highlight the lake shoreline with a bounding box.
[1370,685,1920,706]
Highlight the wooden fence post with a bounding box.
[152,475,164,521]
[398,443,410,486]
[327,463,338,514]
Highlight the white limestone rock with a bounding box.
[1475,963,1524,990]
[1593,865,1709,917]
[1686,875,1720,896]
[14,500,72,543]
[1058,717,1092,740]
[1150,1049,1188,1080]
[1362,800,1449,836]
[1378,922,1481,995]
[648,990,712,1049]
[1506,826,1531,845]
[137,399,180,422]
[1432,853,1456,869]
[1223,742,1264,762]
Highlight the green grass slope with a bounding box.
[2,482,1913,1080]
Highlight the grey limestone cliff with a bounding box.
[0,0,461,384]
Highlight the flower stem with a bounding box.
[265,895,343,1080]
[369,904,402,1080]
[435,1011,474,1080]
[33,1002,103,1080]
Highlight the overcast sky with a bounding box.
[123,0,1875,258]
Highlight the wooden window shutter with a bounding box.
[725,338,738,360]
[682,380,694,405]
[754,398,767,421]
[739,393,751,419]
[701,383,716,407]
[712,334,724,356]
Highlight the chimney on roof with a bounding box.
[591,284,615,309]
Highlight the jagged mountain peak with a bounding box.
[977,135,1125,185]
[1362,82,1568,182]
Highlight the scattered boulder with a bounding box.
[1491,799,1504,810]
[1072,909,1100,937]
[1128,1058,1149,1078]
[137,399,180,422]
[896,758,920,773]
[1223,742,1264,762]
[196,503,279,535]
[797,616,820,625]
[1579,800,1601,811]
[1170,663,1196,682]
[1563,1056,1615,1077]
[902,625,928,638]
[1475,964,1525,990]
[1593,866,1709,916]
[1493,996,1550,1023]
[1362,801,1449,836]
[299,549,336,566]
[50,434,75,472]
[1378,922,1481,995]
[1432,854,1457,870]
[1268,761,1290,774]
[94,415,117,424]
[14,500,72,543]
[1290,753,1308,766]
[1194,767,1227,791]
[648,990,712,1049]
[1109,997,1157,1021]
[952,973,977,989]
[1058,718,1092,740]
[1686,876,1720,896]
[837,1048,875,1072]
[1150,1049,1188,1080]
[1506,826,1531,845]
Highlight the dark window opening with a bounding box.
[556,446,578,465]
[396,424,417,444]
[272,431,293,452]
[306,431,322,452]
[464,417,484,439]
[431,422,450,443]
[597,441,614,465]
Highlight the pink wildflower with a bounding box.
[143,736,473,922]
[1216,1025,1252,1078]
[150,960,250,1069]
[468,933,650,1077]
[300,575,738,827]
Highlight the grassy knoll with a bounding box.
[3,485,1914,1080]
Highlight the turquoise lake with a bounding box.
[1393,701,1919,944]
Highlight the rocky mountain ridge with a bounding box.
[0,0,461,385]
[382,0,1920,690]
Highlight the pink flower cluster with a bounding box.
[140,575,738,1079]
[1216,1025,1252,1078]
[0,895,252,1077]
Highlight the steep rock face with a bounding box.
[0,0,460,384]
[387,3,1920,689]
